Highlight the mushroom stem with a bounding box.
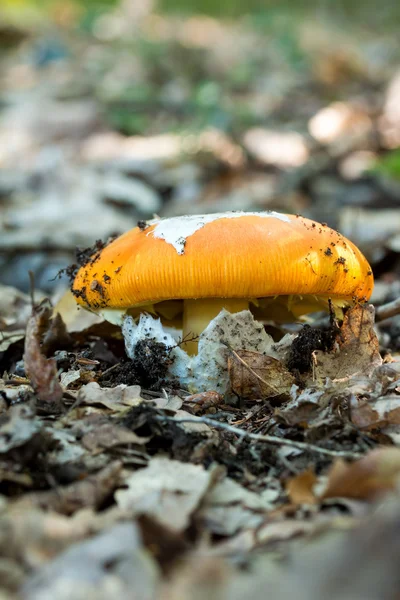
[182,298,249,355]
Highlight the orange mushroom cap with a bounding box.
[72,212,373,313]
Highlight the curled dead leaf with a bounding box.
[313,304,382,385]
[13,461,123,515]
[184,391,224,414]
[286,469,318,505]
[115,457,212,533]
[322,447,400,501]
[76,381,144,411]
[351,396,400,430]
[23,302,64,409]
[80,420,150,454]
[228,348,295,400]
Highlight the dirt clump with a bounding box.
[101,339,173,390]
[287,323,336,374]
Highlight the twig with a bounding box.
[100,362,121,378]
[155,415,362,459]
[375,298,400,323]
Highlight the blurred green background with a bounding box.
[2,0,400,27]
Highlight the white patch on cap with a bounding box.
[147,211,291,254]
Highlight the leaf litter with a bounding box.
[2,290,400,599]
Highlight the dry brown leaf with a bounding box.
[22,521,158,600]
[160,555,230,600]
[41,312,72,355]
[53,288,105,333]
[115,457,212,533]
[351,396,400,430]
[350,400,382,430]
[0,405,43,455]
[80,421,150,454]
[199,476,274,536]
[184,391,224,414]
[76,381,144,411]
[286,469,318,505]
[313,304,382,384]
[256,518,324,547]
[0,380,33,410]
[228,349,295,400]
[60,370,82,389]
[243,500,400,600]
[275,398,323,427]
[13,461,123,515]
[322,447,400,501]
[23,303,64,409]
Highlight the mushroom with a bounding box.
[72,211,373,354]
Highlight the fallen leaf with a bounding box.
[44,428,86,466]
[41,312,72,355]
[13,461,123,515]
[77,381,143,411]
[60,370,82,389]
[274,387,325,427]
[256,518,323,547]
[22,522,159,600]
[160,555,230,600]
[115,457,212,532]
[184,391,224,414]
[228,349,295,400]
[322,447,400,501]
[172,409,213,434]
[199,476,274,536]
[230,500,400,600]
[1,505,136,570]
[23,302,64,410]
[350,395,400,430]
[286,469,318,505]
[80,420,150,454]
[0,379,33,410]
[0,405,42,455]
[313,304,382,384]
[53,289,104,333]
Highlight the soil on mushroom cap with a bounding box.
[69,240,119,308]
[60,236,118,306]
[61,239,109,283]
